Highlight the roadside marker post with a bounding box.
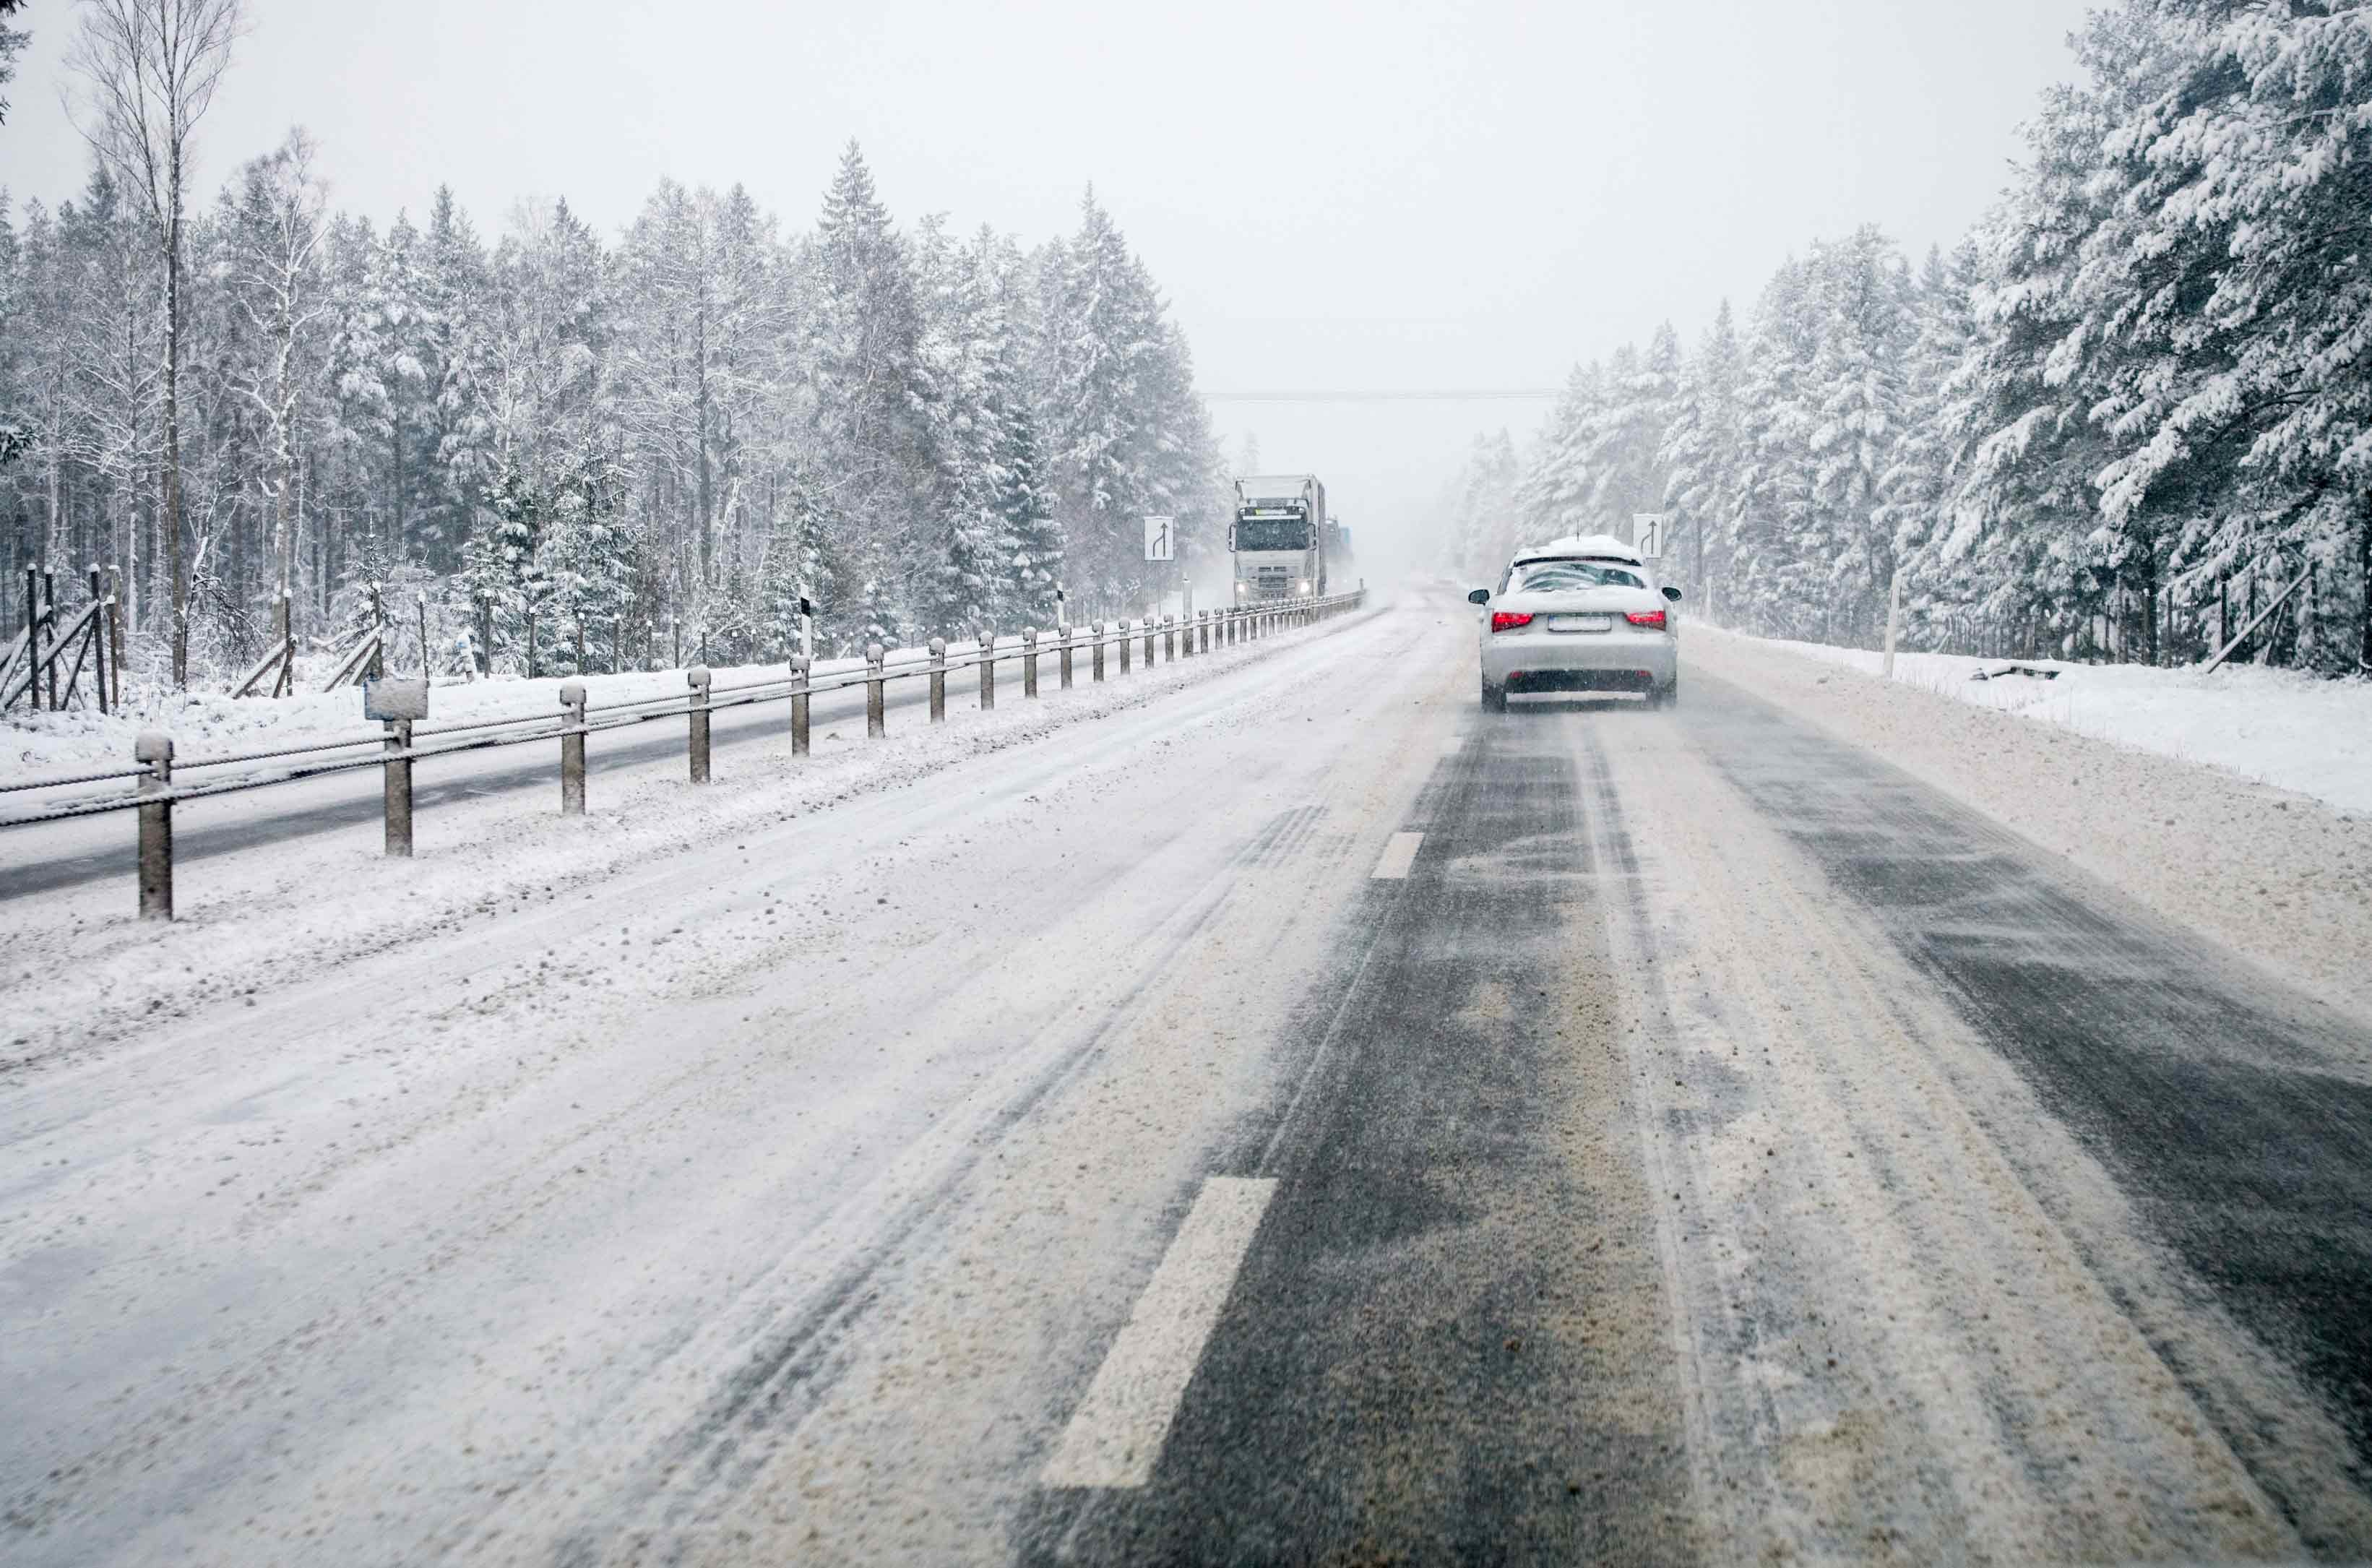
[382,718,414,857]
[790,656,812,755]
[866,643,887,736]
[687,665,713,783]
[1883,568,1903,680]
[560,681,587,815]
[980,631,997,710]
[364,678,430,857]
[929,637,948,723]
[135,731,173,921]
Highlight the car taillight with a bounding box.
[1491,612,1533,633]
[1624,609,1667,629]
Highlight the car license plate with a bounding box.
[1548,613,1613,632]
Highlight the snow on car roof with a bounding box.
[1512,533,1644,565]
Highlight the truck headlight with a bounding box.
[1298,580,1311,595]
[1235,581,1246,593]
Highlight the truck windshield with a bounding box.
[1237,520,1311,551]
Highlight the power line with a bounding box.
[1201,388,1562,404]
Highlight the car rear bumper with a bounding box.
[1481,631,1676,689]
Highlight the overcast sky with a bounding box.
[3,0,2099,562]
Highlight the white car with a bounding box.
[1469,535,1683,712]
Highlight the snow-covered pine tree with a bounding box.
[417,186,493,572]
[1879,244,1981,650]
[1733,255,1841,636]
[1035,189,1168,611]
[984,231,1061,623]
[1580,328,1679,543]
[1803,226,1915,641]
[1659,300,1744,605]
[1515,360,1605,543]
[910,216,1004,636]
[2087,0,2372,670]
[808,142,927,645]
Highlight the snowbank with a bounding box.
[1700,627,2372,814]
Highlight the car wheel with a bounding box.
[1481,676,1508,714]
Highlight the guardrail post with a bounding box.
[866,642,887,736]
[1058,625,1074,689]
[1023,627,1040,696]
[687,665,712,783]
[790,656,811,755]
[1118,619,1132,675]
[928,637,947,723]
[136,731,173,920]
[980,631,996,709]
[560,681,587,814]
[382,716,414,857]
[1139,619,1152,666]
[1199,610,1211,653]
[1091,623,1105,682]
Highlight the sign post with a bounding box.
[1144,517,1177,619]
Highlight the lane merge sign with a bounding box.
[1144,516,1175,562]
[1631,514,1668,559]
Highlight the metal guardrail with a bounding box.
[2,595,1367,919]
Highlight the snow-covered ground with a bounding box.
[1698,626,2372,814]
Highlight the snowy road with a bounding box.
[6,593,2371,1564]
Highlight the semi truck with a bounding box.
[1230,474,1328,605]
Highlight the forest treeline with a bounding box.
[0,119,1225,681]
[1445,0,2372,672]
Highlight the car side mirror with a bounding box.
[1661,585,1682,603]
[1466,588,1491,606]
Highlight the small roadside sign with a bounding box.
[1144,516,1175,562]
[363,677,430,722]
[1631,514,1668,559]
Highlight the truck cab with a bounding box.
[1231,473,1328,606]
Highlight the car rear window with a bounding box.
[1513,559,1645,592]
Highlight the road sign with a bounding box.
[1144,516,1175,563]
[1631,514,1668,559]
[363,677,430,722]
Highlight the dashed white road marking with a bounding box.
[1371,831,1424,880]
[1040,1176,1277,1489]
